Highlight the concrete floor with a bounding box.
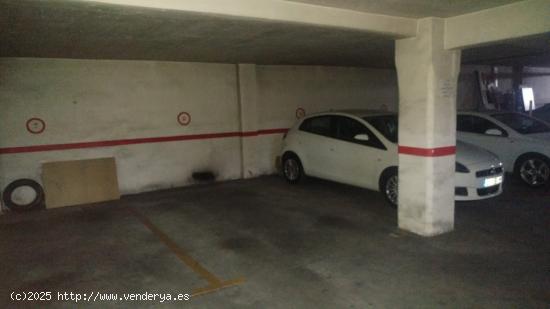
[0,175,548,308]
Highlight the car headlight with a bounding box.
[455,162,470,173]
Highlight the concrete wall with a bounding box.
[0,58,242,197]
[523,67,550,107]
[457,65,550,111]
[456,65,492,111]
[0,58,398,209]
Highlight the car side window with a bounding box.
[299,116,336,137]
[335,116,386,150]
[457,115,507,137]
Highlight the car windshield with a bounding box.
[491,113,550,134]
[363,115,398,143]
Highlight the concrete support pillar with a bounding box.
[237,64,260,178]
[395,18,461,236]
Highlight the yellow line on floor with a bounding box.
[127,207,245,294]
[192,277,246,297]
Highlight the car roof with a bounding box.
[308,109,395,118]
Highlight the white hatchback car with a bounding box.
[281,110,504,205]
[457,111,550,187]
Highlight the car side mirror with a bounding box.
[485,128,503,136]
[354,134,369,141]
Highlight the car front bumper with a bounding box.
[455,162,504,201]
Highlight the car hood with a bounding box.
[456,141,500,166]
[533,108,550,122]
[533,114,550,123]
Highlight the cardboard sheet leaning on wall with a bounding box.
[42,157,120,209]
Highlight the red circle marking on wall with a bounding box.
[177,112,191,126]
[295,108,306,119]
[26,118,46,134]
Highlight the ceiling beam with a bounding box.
[445,0,550,50]
[78,0,417,38]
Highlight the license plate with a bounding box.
[483,176,503,187]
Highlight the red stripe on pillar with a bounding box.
[398,145,456,157]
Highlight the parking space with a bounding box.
[1,1,549,308]
[1,176,547,308]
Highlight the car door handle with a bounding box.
[329,148,335,151]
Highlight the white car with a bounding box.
[533,104,550,123]
[281,110,504,205]
[457,111,550,187]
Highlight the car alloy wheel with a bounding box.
[283,157,301,183]
[385,175,398,206]
[519,158,550,186]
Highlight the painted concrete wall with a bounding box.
[0,58,242,199]
[0,58,398,209]
[395,18,461,236]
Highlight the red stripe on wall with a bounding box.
[0,128,289,155]
[241,128,289,137]
[398,145,456,157]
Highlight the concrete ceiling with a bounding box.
[287,0,524,18]
[462,33,550,67]
[0,0,395,68]
[1,0,548,68]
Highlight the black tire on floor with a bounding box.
[2,179,45,212]
[379,167,398,207]
[282,154,304,184]
[514,154,550,188]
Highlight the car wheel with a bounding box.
[380,168,398,207]
[2,179,45,212]
[282,155,303,184]
[515,154,550,187]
